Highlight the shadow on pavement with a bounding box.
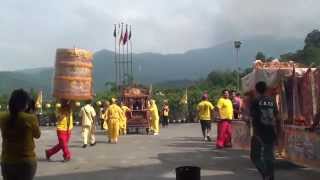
[34,136,320,180]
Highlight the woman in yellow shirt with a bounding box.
[45,100,73,162]
[0,89,41,180]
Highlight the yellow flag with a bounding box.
[180,88,188,104]
[149,84,153,95]
[35,91,43,108]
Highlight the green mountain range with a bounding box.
[0,36,303,97]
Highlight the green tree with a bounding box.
[305,29,320,48]
[29,88,37,99]
[266,56,275,62]
[255,51,266,61]
[241,67,253,77]
[303,46,320,65]
[281,29,320,65]
[0,94,9,110]
[206,70,237,88]
[105,81,117,91]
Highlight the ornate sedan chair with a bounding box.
[121,85,151,134]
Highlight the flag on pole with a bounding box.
[149,84,153,95]
[129,25,132,40]
[180,88,188,104]
[35,90,43,108]
[113,25,117,38]
[123,25,128,45]
[118,24,121,34]
[119,24,123,45]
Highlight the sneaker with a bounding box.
[154,132,159,136]
[204,137,208,142]
[90,142,96,146]
[82,144,87,148]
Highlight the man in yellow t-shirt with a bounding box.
[197,93,214,142]
[216,89,234,149]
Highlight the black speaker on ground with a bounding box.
[176,166,200,180]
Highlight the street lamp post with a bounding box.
[234,41,242,91]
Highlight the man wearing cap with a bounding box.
[106,98,123,143]
[79,100,96,148]
[197,93,214,142]
[216,89,234,149]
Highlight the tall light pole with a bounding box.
[234,41,242,91]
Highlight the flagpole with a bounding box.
[126,24,129,85]
[122,45,125,85]
[119,23,123,87]
[130,25,133,83]
[122,23,125,85]
[186,88,188,122]
[114,24,118,87]
[118,23,121,87]
[118,42,121,87]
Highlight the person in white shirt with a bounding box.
[79,100,97,148]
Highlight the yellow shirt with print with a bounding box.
[56,111,74,131]
[197,100,214,120]
[217,97,233,120]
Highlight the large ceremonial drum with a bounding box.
[53,48,94,100]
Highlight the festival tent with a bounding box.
[241,59,318,126]
[233,59,320,168]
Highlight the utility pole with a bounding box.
[234,41,242,91]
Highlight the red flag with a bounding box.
[129,25,132,40]
[113,25,116,38]
[119,25,123,45]
[123,25,128,45]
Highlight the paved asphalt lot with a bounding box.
[1,123,320,180]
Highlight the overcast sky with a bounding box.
[0,0,319,70]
